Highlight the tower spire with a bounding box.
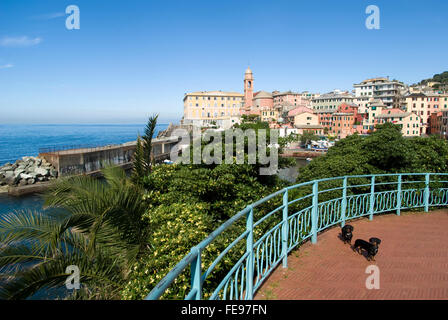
[244,67,254,111]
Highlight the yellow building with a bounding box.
[261,108,278,122]
[293,111,324,135]
[183,91,243,127]
[375,111,421,137]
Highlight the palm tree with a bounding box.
[132,135,145,183]
[132,114,159,182]
[0,166,149,300]
[142,114,159,175]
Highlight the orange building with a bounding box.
[429,112,443,136]
[330,112,355,138]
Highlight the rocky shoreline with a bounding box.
[0,156,58,188]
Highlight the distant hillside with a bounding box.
[418,71,448,89]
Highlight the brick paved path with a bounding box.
[255,210,448,300]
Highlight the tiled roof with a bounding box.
[253,91,273,99]
[376,112,413,118]
[185,91,243,97]
[313,92,354,100]
[288,106,314,117]
[294,124,324,129]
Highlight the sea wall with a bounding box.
[39,137,180,177]
[40,143,136,177]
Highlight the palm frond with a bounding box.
[0,249,124,300]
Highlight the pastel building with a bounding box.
[273,91,312,108]
[362,99,386,133]
[405,92,448,134]
[329,103,360,139]
[375,109,421,137]
[311,90,355,111]
[288,107,323,135]
[354,77,407,109]
[330,112,355,139]
[300,91,320,100]
[183,91,243,127]
[429,112,443,136]
[315,109,335,130]
[254,91,274,120]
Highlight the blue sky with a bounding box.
[0,0,447,124]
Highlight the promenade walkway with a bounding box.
[255,209,448,300]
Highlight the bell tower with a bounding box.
[244,67,254,110]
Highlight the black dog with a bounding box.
[352,237,382,261]
[341,224,354,244]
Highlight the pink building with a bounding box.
[273,91,311,108]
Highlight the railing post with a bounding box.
[282,189,289,268]
[396,175,402,216]
[245,206,254,300]
[341,177,347,226]
[190,247,202,300]
[424,173,430,212]
[369,176,375,220]
[311,181,318,244]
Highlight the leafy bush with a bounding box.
[121,163,286,299]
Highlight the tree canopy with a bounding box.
[298,123,448,182]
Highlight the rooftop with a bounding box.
[312,91,354,101]
[376,111,414,119]
[184,91,243,100]
[288,106,314,117]
[253,91,273,99]
[294,124,324,129]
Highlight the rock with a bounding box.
[34,167,49,177]
[1,165,14,171]
[28,179,36,185]
[18,179,28,187]
[27,166,37,174]
[4,170,20,185]
[5,177,15,185]
[20,173,33,180]
[4,171,14,179]
[14,169,25,177]
[35,158,42,166]
[50,169,58,177]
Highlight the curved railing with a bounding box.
[145,172,448,300]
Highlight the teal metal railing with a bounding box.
[145,172,448,300]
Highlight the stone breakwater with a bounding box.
[0,156,58,187]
